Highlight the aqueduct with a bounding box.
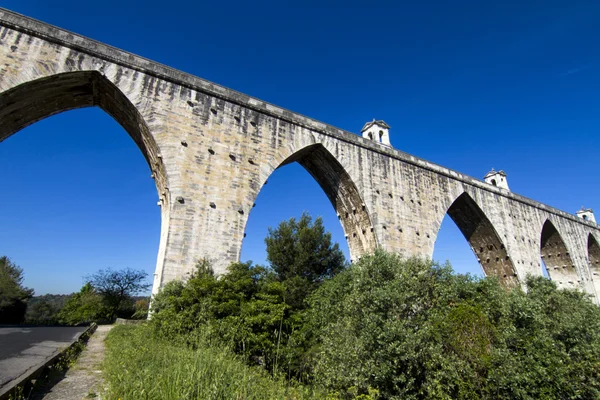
[1,8,599,300]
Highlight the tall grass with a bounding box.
[103,324,327,400]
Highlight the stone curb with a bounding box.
[0,323,98,400]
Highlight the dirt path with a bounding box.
[39,324,113,400]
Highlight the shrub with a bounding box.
[57,283,110,325]
[308,250,600,399]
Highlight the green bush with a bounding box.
[151,213,347,381]
[151,260,295,374]
[309,250,600,399]
[57,283,110,325]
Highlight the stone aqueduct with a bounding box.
[1,8,599,300]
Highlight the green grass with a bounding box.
[103,324,327,400]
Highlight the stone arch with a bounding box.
[260,143,378,261]
[439,192,517,287]
[0,70,167,196]
[540,219,578,286]
[0,70,170,293]
[587,233,600,295]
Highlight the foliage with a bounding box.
[151,260,292,373]
[149,214,600,398]
[0,256,34,324]
[152,215,346,379]
[104,324,329,400]
[25,294,71,324]
[266,213,346,310]
[309,250,600,399]
[25,300,59,325]
[86,268,151,319]
[57,283,110,325]
[131,298,150,319]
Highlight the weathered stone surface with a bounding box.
[1,8,599,301]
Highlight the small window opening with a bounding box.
[379,130,384,142]
[368,132,373,140]
[584,215,589,220]
[491,179,497,186]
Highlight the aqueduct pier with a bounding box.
[1,8,599,300]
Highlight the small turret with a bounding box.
[361,119,391,146]
[484,168,510,190]
[577,207,596,223]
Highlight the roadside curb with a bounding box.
[0,323,98,400]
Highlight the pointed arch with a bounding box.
[440,192,517,287]
[540,220,577,286]
[269,143,378,261]
[0,70,170,294]
[0,70,167,196]
[587,233,600,295]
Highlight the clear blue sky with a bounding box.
[1,1,599,294]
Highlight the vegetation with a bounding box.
[0,253,151,326]
[0,256,33,324]
[5,212,600,398]
[151,213,345,380]
[310,251,600,399]
[25,294,71,324]
[103,324,326,400]
[56,282,110,325]
[147,215,600,399]
[265,212,346,310]
[50,269,150,325]
[86,268,151,320]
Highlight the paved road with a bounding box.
[0,326,87,393]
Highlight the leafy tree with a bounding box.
[265,212,346,310]
[266,212,346,282]
[26,300,59,324]
[0,256,33,324]
[57,282,109,325]
[87,268,151,319]
[152,214,348,380]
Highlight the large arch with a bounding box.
[587,234,600,296]
[0,70,170,293]
[540,220,578,286]
[439,192,517,287]
[259,143,378,261]
[0,70,167,195]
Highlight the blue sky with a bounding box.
[1,1,599,294]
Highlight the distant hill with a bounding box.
[25,294,72,324]
[27,293,72,310]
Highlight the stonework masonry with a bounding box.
[1,8,599,301]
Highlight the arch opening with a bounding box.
[439,192,517,287]
[587,234,600,295]
[0,108,160,296]
[540,220,577,288]
[0,71,168,295]
[242,143,377,264]
[279,144,377,260]
[0,71,167,197]
[433,214,484,277]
